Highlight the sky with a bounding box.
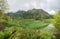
[7,0,60,15]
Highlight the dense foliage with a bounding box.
[0,12,54,39]
[52,10,60,39]
[7,9,53,20]
[0,0,8,12]
[0,0,55,39]
[53,10,60,31]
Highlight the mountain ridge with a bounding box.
[7,9,53,20]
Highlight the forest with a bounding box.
[0,0,60,39]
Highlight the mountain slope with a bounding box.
[7,9,53,20]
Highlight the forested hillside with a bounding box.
[7,9,53,20]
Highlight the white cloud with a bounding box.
[40,3,46,9]
[45,9,55,15]
[49,10,55,15]
[25,3,29,8]
[31,1,37,8]
[8,0,60,14]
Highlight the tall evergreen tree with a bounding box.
[0,0,8,13]
[0,0,8,31]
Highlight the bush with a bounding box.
[52,10,60,39]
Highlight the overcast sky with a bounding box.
[7,0,60,15]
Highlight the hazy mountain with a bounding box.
[7,9,53,20]
[7,10,26,18]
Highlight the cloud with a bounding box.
[25,3,29,8]
[8,0,60,14]
[45,9,55,15]
[47,0,60,11]
[31,1,37,8]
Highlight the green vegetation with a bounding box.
[4,19,48,30]
[52,10,60,39]
[0,0,59,39]
[53,10,60,31]
[7,9,53,20]
[0,11,54,39]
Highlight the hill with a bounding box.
[7,9,53,20]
